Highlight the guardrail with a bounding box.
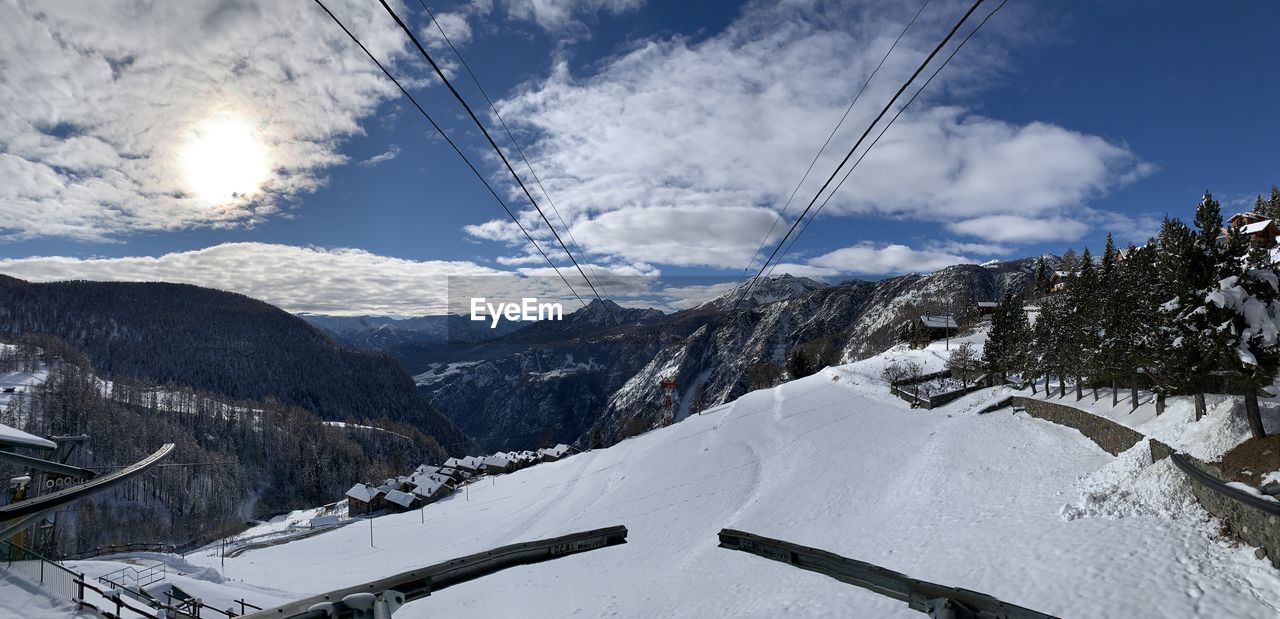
[1,540,81,605]
[245,525,628,618]
[1170,454,1280,516]
[717,529,1057,619]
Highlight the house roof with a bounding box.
[538,444,572,458]
[384,489,416,508]
[411,477,450,498]
[482,455,512,468]
[976,301,997,308]
[1241,219,1275,234]
[345,483,381,503]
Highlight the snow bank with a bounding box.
[1060,442,1204,521]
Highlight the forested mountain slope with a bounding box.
[0,275,472,453]
[0,337,440,556]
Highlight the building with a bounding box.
[409,475,454,505]
[898,315,959,350]
[480,454,514,475]
[537,444,572,462]
[1049,271,1072,293]
[975,301,997,316]
[383,489,418,513]
[345,483,384,515]
[1223,212,1280,248]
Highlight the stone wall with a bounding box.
[1012,396,1279,569]
[1010,396,1145,456]
[1177,455,1280,569]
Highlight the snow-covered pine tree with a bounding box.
[1064,248,1101,400]
[1150,216,1201,414]
[1033,256,1051,300]
[1197,220,1279,438]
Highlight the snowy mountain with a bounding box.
[403,260,1039,451]
[46,334,1278,619]
[301,314,528,351]
[694,273,829,310]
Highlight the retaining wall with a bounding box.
[1011,395,1279,568]
[1010,396,1145,456]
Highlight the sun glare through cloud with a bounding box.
[180,112,271,204]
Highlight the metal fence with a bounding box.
[0,539,81,604]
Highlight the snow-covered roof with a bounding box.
[482,455,512,468]
[0,422,56,450]
[345,483,381,503]
[411,477,450,498]
[1241,219,1275,234]
[538,444,572,459]
[376,483,398,495]
[385,489,416,508]
[919,315,958,329]
[976,301,997,308]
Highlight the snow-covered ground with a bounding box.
[6,334,1279,617]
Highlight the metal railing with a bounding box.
[0,539,81,605]
[99,560,166,590]
[1170,453,1280,516]
[717,529,1057,619]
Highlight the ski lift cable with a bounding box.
[415,0,615,313]
[377,0,620,327]
[765,0,1010,281]
[735,0,987,309]
[740,0,933,276]
[309,0,591,313]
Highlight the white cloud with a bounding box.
[486,0,1150,267]
[358,145,401,167]
[805,243,972,275]
[0,243,504,316]
[500,0,645,34]
[0,0,421,242]
[569,205,780,268]
[947,215,1089,243]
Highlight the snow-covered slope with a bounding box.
[101,339,1278,619]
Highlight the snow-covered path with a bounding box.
[175,359,1280,618]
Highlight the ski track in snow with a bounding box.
[112,352,1278,619]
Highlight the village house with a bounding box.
[538,444,572,462]
[1049,270,1072,294]
[1221,212,1280,248]
[975,301,997,317]
[898,315,959,350]
[345,483,385,515]
[480,454,514,475]
[410,475,454,505]
[383,489,418,513]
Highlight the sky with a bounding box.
[2,0,1279,316]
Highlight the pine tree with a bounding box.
[1033,256,1051,299]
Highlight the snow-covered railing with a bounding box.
[243,525,628,618]
[1170,454,1280,516]
[1,540,81,606]
[717,529,1055,618]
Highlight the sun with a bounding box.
[180,113,270,204]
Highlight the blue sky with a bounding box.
[2,0,1279,314]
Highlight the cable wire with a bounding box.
[741,0,932,275]
[415,0,613,307]
[377,0,620,326]
[734,0,986,309]
[765,0,1010,280]
[310,0,590,312]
